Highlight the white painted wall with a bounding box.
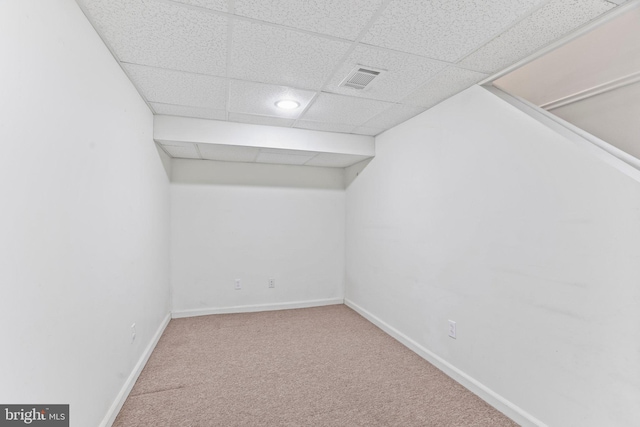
[171,159,345,315]
[345,86,640,427]
[0,1,170,426]
[551,81,640,161]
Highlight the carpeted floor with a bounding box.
[114,305,518,426]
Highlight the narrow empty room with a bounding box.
[2,1,640,426]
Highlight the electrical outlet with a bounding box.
[234,279,241,290]
[448,320,456,339]
[131,323,136,343]
[268,278,275,288]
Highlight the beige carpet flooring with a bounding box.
[114,305,518,426]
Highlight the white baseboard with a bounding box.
[344,299,547,427]
[171,298,344,319]
[99,312,172,427]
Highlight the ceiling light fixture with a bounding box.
[275,100,300,110]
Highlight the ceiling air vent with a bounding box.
[339,66,384,90]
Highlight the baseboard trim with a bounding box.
[344,299,547,427]
[99,312,171,427]
[171,298,344,319]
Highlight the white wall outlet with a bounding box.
[234,279,241,290]
[448,320,456,339]
[131,323,136,343]
[268,278,275,288]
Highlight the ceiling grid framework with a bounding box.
[76,0,625,165]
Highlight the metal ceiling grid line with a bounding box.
[74,0,159,115]
[454,0,555,67]
[480,0,639,86]
[224,1,235,121]
[155,0,356,44]
[291,0,394,129]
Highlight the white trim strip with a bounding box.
[99,313,172,427]
[345,299,548,427]
[171,298,344,318]
[480,0,640,86]
[484,85,640,183]
[541,70,640,111]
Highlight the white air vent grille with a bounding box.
[340,67,383,90]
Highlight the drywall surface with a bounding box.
[0,1,170,426]
[171,159,345,314]
[345,85,640,427]
[551,81,640,161]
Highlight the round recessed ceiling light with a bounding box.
[275,99,300,110]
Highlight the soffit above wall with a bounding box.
[76,0,623,137]
[154,115,374,168]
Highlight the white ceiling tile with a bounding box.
[363,104,426,129]
[352,126,384,136]
[80,0,227,75]
[228,113,295,127]
[324,45,447,102]
[170,0,228,12]
[197,144,260,162]
[160,142,201,159]
[401,67,488,108]
[124,64,227,108]
[151,103,227,120]
[234,0,385,40]
[228,81,316,118]
[229,19,351,90]
[255,150,318,165]
[293,121,355,134]
[459,0,616,73]
[305,153,372,168]
[361,0,545,62]
[302,93,394,126]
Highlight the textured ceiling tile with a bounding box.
[124,64,227,108]
[302,93,394,125]
[352,126,385,136]
[151,103,227,120]
[228,80,316,118]
[170,0,228,12]
[324,45,447,102]
[229,20,351,90]
[402,67,488,108]
[160,142,201,159]
[255,150,318,165]
[305,153,371,168]
[228,113,295,127]
[362,104,426,129]
[459,0,616,73]
[234,0,385,40]
[80,0,227,75]
[197,144,260,162]
[293,121,355,134]
[361,0,545,62]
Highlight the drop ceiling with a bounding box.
[76,0,623,164]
